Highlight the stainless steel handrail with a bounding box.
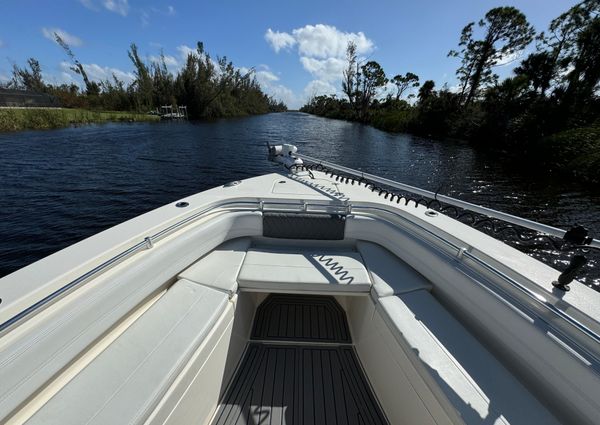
[295,153,600,249]
[0,200,260,334]
[1,197,599,369]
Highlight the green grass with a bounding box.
[0,108,160,132]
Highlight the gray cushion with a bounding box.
[357,241,432,297]
[379,291,559,425]
[27,279,228,425]
[238,248,372,293]
[178,237,251,295]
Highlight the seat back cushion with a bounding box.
[237,248,371,293]
[178,237,251,295]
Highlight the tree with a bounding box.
[418,80,435,103]
[128,43,153,111]
[5,39,282,117]
[11,58,46,92]
[99,74,130,110]
[54,33,99,96]
[151,52,175,106]
[391,72,420,100]
[342,41,358,109]
[513,51,555,96]
[535,1,599,93]
[356,61,387,120]
[564,17,600,106]
[449,7,534,106]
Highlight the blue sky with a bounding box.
[0,0,580,108]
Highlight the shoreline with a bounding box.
[300,111,600,186]
[0,108,160,132]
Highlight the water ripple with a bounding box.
[1,114,599,289]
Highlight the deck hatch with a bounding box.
[251,294,351,343]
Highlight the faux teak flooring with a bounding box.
[212,295,388,425]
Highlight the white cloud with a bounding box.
[176,45,197,61]
[299,56,346,82]
[496,51,521,67]
[174,45,221,74]
[162,55,179,67]
[264,24,376,107]
[88,64,134,84]
[292,24,373,59]
[43,69,77,86]
[103,0,129,16]
[380,80,396,97]
[266,25,373,59]
[261,79,298,108]
[255,69,279,83]
[167,5,176,15]
[447,84,461,93]
[303,79,337,98]
[238,66,251,75]
[265,29,297,53]
[42,27,83,47]
[149,54,179,72]
[269,85,297,107]
[240,65,297,108]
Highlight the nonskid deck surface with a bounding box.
[212,295,388,425]
[251,294,352,343]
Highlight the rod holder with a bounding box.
[563,225,592,245]
[553,255,588,291]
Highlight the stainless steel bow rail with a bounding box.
[294,153,599,249]
[271,149,598,290]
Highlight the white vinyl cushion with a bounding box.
[237,248,372,293]
[178,237,251,295]
[379,291,559,425]
[357,241,432,297]
[26,279,228,425]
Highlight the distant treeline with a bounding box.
[2,40,287,119]
[301,1,600,184]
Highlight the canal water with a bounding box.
[1,112,599,287]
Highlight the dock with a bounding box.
[156,105,188,120]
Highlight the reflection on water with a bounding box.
[0,112,598,287]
